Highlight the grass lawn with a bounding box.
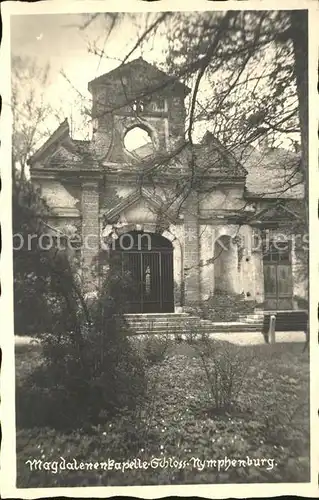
[15,338,310,487]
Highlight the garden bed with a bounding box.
[16,339,310,487]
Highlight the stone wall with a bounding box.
[90,71,187,162]
[199,224,215,300]
[166,223,184,310]
[183,193,201,305]
[199,187,245,214]
[239,225,264,302]
[35,175,306,310]
[167,95,186,149]
[38,180,80,212]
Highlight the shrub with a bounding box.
[195,336,255,412]
[202,291,257,322]
[137,335,171,365]
[12,176,54,335]
[17,265,147,430]
[183,292,257,322]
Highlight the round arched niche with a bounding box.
[213,234,239,295]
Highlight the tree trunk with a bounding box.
[290,11,308,220]
[290,10,309,352]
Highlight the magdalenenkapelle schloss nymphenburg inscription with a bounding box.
[1,1,317,498]
[25,456,277,474]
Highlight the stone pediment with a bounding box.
[43,145,83,168]
[194,132,247,181]
[28,119,70,165]
[88,57,191,97]
[101,187,176,225]
[28,119,95,173]
[252,203,302,224]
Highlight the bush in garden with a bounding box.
[12,174,83,336]
[12,176,53,335]
[202,290,257,322]
[183,291,258,322]
[195,335,255,412]
[16,261,147,430]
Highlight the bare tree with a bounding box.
[62,11,306,203]
[11,55,63,181]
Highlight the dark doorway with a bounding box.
[112,231,174,313]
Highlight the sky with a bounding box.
[11,12,169,141]
[11,12,168,86]
[10,10,300,151]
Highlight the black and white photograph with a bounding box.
[0,0,317,497]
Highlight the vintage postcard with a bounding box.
[0,0,318,498]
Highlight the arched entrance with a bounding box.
[112,231,174,313]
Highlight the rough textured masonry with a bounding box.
[28,57,308,315]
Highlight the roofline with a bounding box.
[244,192,304,201]
[88,58,191,95]
[197,133,248,177]
[100,187,177,224]
[27,119,70,165]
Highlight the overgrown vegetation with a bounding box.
[131,334,171,366]
[194,336,255,411]
[13,157,147,428]
[203,291,258,322]
[16,338,310,487]
[13,176,54,336]
[16,265,147,430]
[187,291,258,322]
[12,9,309,489]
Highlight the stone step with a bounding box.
[237,318,264,324]
[207,324,261,332]
[130,330,188,336]
[242,314,264,318]
[200,321,262,332]
[129,328,261,335]
[238,315,264,321]
[125,315,199,324]
[125,313,188,318]
[201,320,262,326]
[126,323,198,330]
[239,313,264,318]
[125,318,192,323]
[127,323,192,330]
[125,313,200,335]
[239,314,264,318]
[125,315,198,321]
[124,313,263,335]
[128,323,262,335]
[127,325,199,334]
[130,326,187,332]
[125,319,197,326]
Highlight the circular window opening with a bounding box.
[124,126,155,158]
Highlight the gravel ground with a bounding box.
[211,330,306,345]
[14,331,306,346]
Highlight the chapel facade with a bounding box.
[29,58,308,316]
